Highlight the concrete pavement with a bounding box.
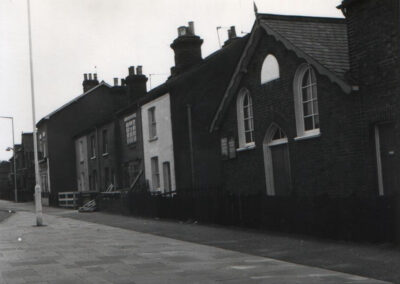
[0,201,391,283]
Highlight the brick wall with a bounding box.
[219,33,367,196]
[344,0,400,195]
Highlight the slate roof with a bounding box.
[259,14,350,80]
[210,13,353,132]
[37,82,111,126]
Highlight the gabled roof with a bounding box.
[259,14,350,80]
[210,13,353,132]
[37,81,111,126]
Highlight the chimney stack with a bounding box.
[128,66,135,76]
[113,78,119,86]
[170,21,203,76]
[223,26,239,47]
[82,72,99,93]
[125,65,148,100]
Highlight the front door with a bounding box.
[264,125,291,196]
[270,143,291,196]
[375,122,397,195]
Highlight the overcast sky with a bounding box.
[0,0,342,161]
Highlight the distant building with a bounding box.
[36,74,138,205]
[72,67,148,194]
[0,161,11,200]
[7,133,35,201]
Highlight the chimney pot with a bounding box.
[136,66,143,75]
[128,66,135,76]
[121,79,126,86]
[93,73,97,80]
[178,26,187,37]
[113,78,118,86]
[89,73,92,80]
[84,73,88,80]
[188,21,195,35]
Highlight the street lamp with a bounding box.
[27,0,43,226]
[0,116,17,202]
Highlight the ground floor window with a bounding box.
[151,157,160,191]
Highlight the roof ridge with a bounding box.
[257,13,345,23]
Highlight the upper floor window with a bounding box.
[124,114,137,144]
[39,132,47,158]
[79,140,84,162]
[261,54,280,84]
[148,107,157,139]
[293,64,320,138]
[236,88,255,148]
[90,135,96,158]
[102,129,108,154]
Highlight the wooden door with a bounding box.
[376,123,397,195]
[270,143,291,196]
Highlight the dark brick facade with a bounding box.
[218,32,366,196]
[167,36,247,191]
[341,0,400,196]
[37,82,133,202]
[0,161,11,200]
[8,133,35,201]
[116,107,146,190]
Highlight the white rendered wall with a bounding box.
[141,93,176,193]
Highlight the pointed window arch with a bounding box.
[293,64,320,138]
[261,54,280,84]
[236,88,255,148]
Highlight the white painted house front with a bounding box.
[141,93,176,193]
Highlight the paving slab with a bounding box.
[0,205,390,284]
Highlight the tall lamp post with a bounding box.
[27,0,43,226]
[0,116,17,202]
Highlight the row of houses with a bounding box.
[0,132,35,201]
[7,0,400,215]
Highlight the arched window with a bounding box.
[261,54,280,84]
[236,88,255,148]
[293,64,320,137]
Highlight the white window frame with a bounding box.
[293,64,320,140]
[260,54,280,84]
[124,113,137,144]
[236,88,255,149]
[148,107,157,140]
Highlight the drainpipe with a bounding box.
[95,126,101,192]
[187,105,195,189]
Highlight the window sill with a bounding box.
[149,136,158,142]
[294,131,321,141]
[90,156,96,160]
[102,153,109,157]
[236,144,256,152]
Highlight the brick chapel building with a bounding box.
[208,0,399,199]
